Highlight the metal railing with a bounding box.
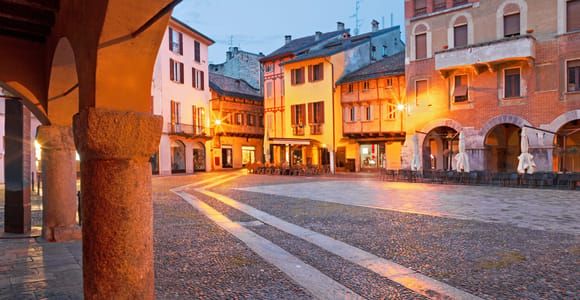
[167,123,212,137]
[310,124,323,135]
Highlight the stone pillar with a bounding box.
[4,100,31,234]
[330,150,336,174]
[36,125,81,242]
[73,108,162,300]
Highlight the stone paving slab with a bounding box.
[238,179,580,234]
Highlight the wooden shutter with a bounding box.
[291,105,296,125]
[415,33,427,59]
[179,63,184,83]
[170,101,176,124]
[192,105,196,127]
[454,25,468,47]
[194,41,201,62]
[308,103,314,123]
[504,13,520,37]
[319,64,324,81]
[568,0,580,32]
[433,0,446,11]
[291,69,296,85]
[299,104,306,125]
[415,0,426,15]
[169,28,173,51]
[178,33,183,54]
[169,59,174,81]
[200,71,205,90]
[308,65,313,82]
[318,102,325,123]
[192,68,196,87]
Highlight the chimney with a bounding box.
[285,35,292,44]
[337,21,345,31]
[315,31,322,41]
[372,19,379,32]
[226,50,232,61]
[233,47,239,54]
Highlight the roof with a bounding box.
[336,51,405,85]
[283,26,401,65]
[260,29,348,62]
[209,73,263,102]
[170,17,215,45]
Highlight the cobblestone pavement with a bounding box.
[238,179,580,235]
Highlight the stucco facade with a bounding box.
[404,0,580,172]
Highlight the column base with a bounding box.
[44,225,82,242]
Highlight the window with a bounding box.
[235,113,243,125]
[291,67,305,85]
[567,60,580,92]
[308,63,324,82]
[348,107,356,122]
[265,64,273,72]
[453,0,468,6]
[415,80,428,105]
[382,45,388,57]
[453,74,468,102]
[415,33,427,59]
[197,107,205,129]
[364,106,373,121]
[308,101,324,124]
[170,59,184,83]
[170,100,181,124]
[266,82,273,98]
[192,68,204,90]
[291,104,306,126]
[454,24,468,48]
[504,13,520,37]
[362,81,370,90]
[347,83,354,93]
[259,115,264,127]
[386,78,393,88]
[504,68,521,98]
[568,0,580,32]
[433,0,446,11]
[247,114,256,126]
[194,41,201,63]
[386,100,397,120]
[168,28,183,55]
[414,0,427,16]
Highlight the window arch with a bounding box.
[497,0,528,39]
[411,22,431,61]
[448,13,474,49]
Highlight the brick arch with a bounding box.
[478,114,531,147]
[545,109,580,133]
[420,118,463,134]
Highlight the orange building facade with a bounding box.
[404,0,580,172]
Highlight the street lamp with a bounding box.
[214,119,222,126]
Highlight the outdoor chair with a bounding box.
[468,171,478,185]
[556,173,573,189]
[506,173,520,187]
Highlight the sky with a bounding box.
[173,0,405,64]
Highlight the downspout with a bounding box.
[324,57,336,174]
[377,78,381,134]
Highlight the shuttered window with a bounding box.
[194,41,201,62]
[308,102,324,124]
[567,60,580,92]
[170,59,183,83]
[415,80,428,105]
[454,24,468,48]
[504,68,521,98]
[192,68,204,90]
[291,104,306,125]
[433,0,446,11]
[568,0,580,32]
[415,33,427,59]
[504,13,520,37]
[168,28,183,55]
[170,101,180,124]
[291,68,305,85]
[453,75,468,102]
[308,63,324,82]
[414,0,427,16]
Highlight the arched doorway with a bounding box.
[422,126,458,170]
[485,124,521,172]
[171,140,186,173]
[193,142,206,171]
[554,119,580,172]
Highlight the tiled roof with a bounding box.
[209,73,263,101]
[283,26,401,65]
[170,17,215,45]
[336,51,405,85]
[260,29,348,62]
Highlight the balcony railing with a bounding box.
[292,126,305,136]
[167,123,212,137]
[310,124,323,135]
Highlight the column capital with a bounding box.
[73,108,162,161]
[36,125,75,152]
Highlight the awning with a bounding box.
[269,138,315,146]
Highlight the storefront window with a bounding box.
[242,146,256,166]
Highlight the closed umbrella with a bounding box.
[454,131,470,172]
[263,127,270,164]
[517,127,536,174]
[411,135,421,171]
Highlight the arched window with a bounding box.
[171,140,186,173]
[453,16,468,48]
[497,1,527,39]
[412,23,430,60]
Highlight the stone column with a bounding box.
[4,100,31,234]
[73,108,162,300]
[36,125,81,242]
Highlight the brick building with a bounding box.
[403,0,580,172]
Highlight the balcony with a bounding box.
[167,123,212,138]
[292,126,305,136]
[310,124,324,135]
[214,123,264,138]
[435,35,536,74]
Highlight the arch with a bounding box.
[171,140,186,173]
[544,109,580,133]
[410,21,432,61]
[479,114,531,138]
[448,12,474,48]
[496,0,528,39]
[484,123,521,172]
[422,126,459,171]
[420,118,463,134]
[47,37,79,126]
[0,82,49,125]
[192,142,206,172]
[553,118,580,172]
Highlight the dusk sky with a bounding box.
[173,0,405,64]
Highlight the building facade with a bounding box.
[404,0,580,172]
[209,73,264,170]
[151,18,214,175]
[210,47,264,91]
[274,22,405,172]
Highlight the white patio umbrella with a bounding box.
[411,135,421,171]
[263,127,270,163]
[517,127,536,174]
[454,131,470,172]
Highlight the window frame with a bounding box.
[503,12,521,38]
[414,0,427,16]
[415,32,428,60]
[503,67,522,99]
[453,23,468,48]
[291,67,305,85]
[415,79,429,106]
[566,58,580,93]
[362,81,370,91]
[567,0,580,32]
[194,40,201,63]
[453,74,469,103]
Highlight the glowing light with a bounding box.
[396,104,405,112]
[214,119,222,126]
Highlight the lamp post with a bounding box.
[397,103,406,132]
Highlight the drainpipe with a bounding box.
[324,57,336,174]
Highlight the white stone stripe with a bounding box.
[173,190,364,300]
[197,187,482,300]
[170,173,239,192]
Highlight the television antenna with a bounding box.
[350,0,362,35]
